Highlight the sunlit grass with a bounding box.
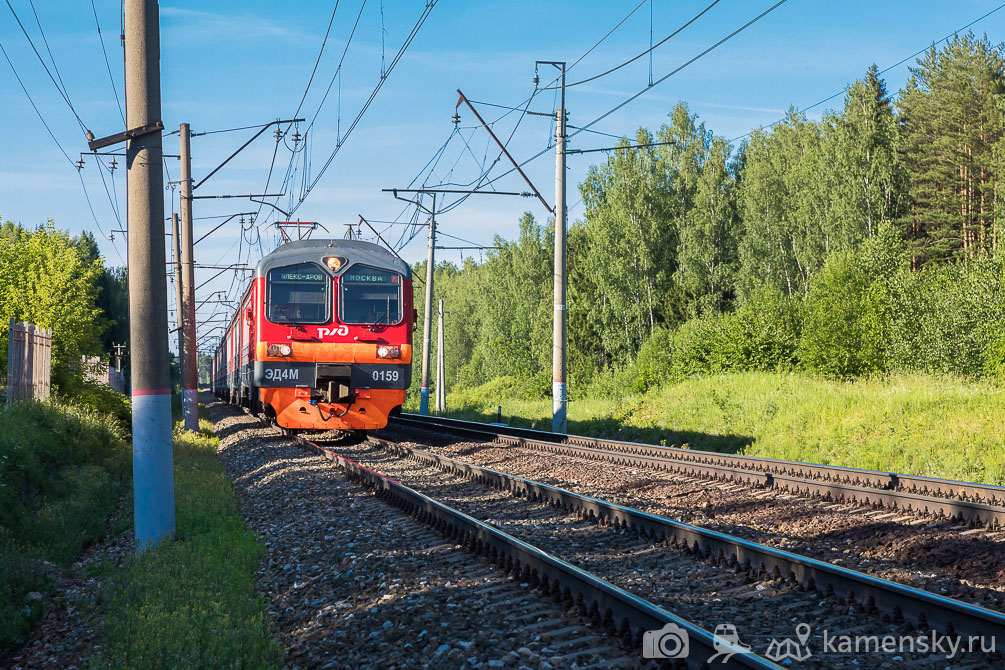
[95,408,282,670]
[430,372,1005,486]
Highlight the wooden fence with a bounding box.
[5,318,52,403]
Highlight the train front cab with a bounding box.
[254,245,412,432]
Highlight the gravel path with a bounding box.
[377,424,1005,614]
[335,437,999,670]
[209,399,640,669]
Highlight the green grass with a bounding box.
[422,372,1005,486]
[0,399,129,653]
[94,412,282,670]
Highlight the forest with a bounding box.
[413,33,1005,402]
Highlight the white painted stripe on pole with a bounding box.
[132,392,175,550]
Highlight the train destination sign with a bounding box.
[277,271,324,282]
[344,269,398,284]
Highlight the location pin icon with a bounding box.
[796,623,811,646]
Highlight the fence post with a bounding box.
[5,317,12,404]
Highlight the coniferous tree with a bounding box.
[898,33,1005,265]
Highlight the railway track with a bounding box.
[307,434,1004,668]
[362,436,1005,644]
[392,413,1005,528]
[284,431,786,669]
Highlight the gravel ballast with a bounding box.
[335,437,1000,670]
[377,424,1005,613]
[209,399,639,669]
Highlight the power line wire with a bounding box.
[292,1,341,119]
[89,0,125,124]
[293,0,438,213]
[730,2,1005,142]
[539,0,723,90]
[5,0,88,135]
[0,37,74,167]
[476,0,792,194]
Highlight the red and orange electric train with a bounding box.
[212,238,413,432]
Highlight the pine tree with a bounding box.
[898,33,1005,265]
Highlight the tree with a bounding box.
[821,65,906,247]
[898,33,1005,264]
[737,109,827,299]
[0,222,106,387]
[677,135,740,315]
[96,266,129,354]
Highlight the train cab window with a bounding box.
[266,262,330,324]
[339,265,402,325]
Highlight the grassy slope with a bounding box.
[0,400,129,652]
[425,372,1005,486]
[96,413,281,669]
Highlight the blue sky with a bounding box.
[2,0,1004,351]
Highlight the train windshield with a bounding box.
[266,262,330,324]
[339,265,402,325]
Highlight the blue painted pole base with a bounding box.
[132,391,176,551]
[182,387,198,431]
[552,381,567,434]
[419,386,430,416]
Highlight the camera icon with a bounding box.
[642,622,690,659]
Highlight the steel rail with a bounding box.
[393,414,1005,527]
[291,433,783,670]
[370,436,1005,643]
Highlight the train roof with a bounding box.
[256,238,411,279]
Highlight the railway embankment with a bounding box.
[206,396,637,669]
[423,371,1005,486]
[1,396,280,670]
[0,398,129,662]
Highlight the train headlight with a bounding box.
[376,345,401,359]
[268,343,293,357]
[323,256,344,272]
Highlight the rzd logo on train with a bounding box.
[317,325,349,338]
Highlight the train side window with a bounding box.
[339,265,403,325]
[266,262,330,324]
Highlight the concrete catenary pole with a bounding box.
[419,193,436,416]
[552,62,568,434]
[436,297,445,412]
[179,123,198,430]
[125,0,175,550]
[171,213,184,374]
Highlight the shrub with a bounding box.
[60,378,132,434]
[885,256,1005,377]
[799,251,887,377]
[722,287,802,372]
